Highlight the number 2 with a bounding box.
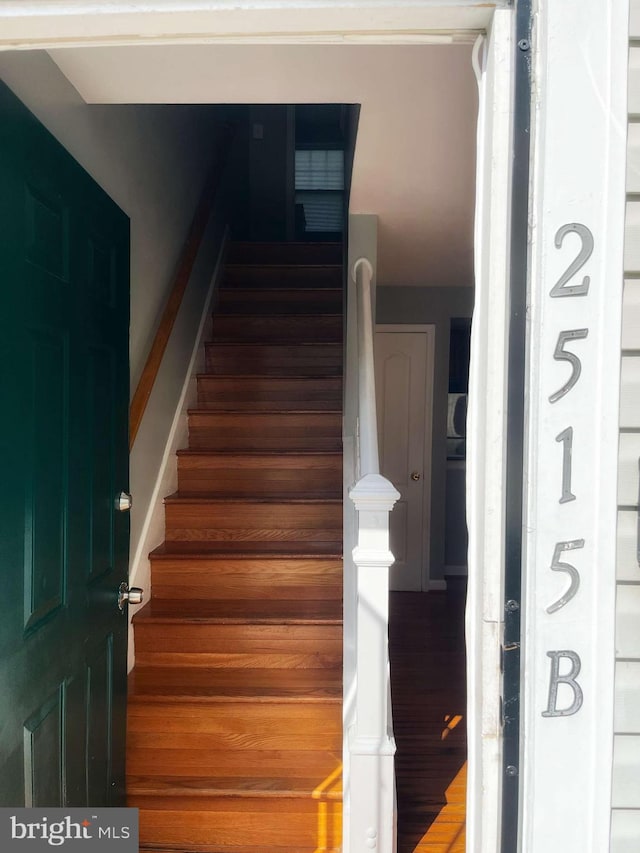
[550,223,594,297]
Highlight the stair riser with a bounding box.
[128,701,341,736]
[150,559,343,601]
[164,502,342,544]
[197,377,342,411]
[135,624,342,670]
[129,728,341,752]
[136,804,342,849]
[177,456,341,497]
[128,750,341,778]
[205,344,342,377]
[218,290,342,315]
[223,269,341,289]
[226,242,342,266]
[212,315,342,343]
[137,846,341,853]
[188,413,342,452]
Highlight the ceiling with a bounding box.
[49,43,477,286]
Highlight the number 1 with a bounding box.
[556,426,575,504]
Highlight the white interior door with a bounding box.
[374,325,434,591]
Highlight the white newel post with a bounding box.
[349,472,400,853]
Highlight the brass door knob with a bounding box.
[411,472,421,481]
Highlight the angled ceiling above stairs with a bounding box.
[49,44,477,287]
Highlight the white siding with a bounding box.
[614,8,640,845]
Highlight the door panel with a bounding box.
[375,329,434,591]
[0,81,129,807]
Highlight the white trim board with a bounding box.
[0,2,510,50]
[465,10,513,852]
[520,1,629,850]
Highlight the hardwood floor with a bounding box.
[390,584,467,853]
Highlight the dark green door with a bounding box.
[0,81,130,806]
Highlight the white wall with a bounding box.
[48,43,477,289]
[0,50,222,393]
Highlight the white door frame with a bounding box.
[376,323,436,592]
[0,3,520,852]
[466,10,514,852]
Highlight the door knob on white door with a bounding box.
[411,472,421,481]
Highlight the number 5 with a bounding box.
[546,539,584,614]
[549,329,589,403]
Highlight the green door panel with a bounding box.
[0,80,130,807]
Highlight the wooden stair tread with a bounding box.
[177,449,342,457]
[188,407,342,415]
[164,493,342,505]
[196,374,341,382]
[219,288,341,295]
[129,666,342,702]
[139,847,340,853]
[150,541,342,558]
[128,775,342,798]
[133,598,342,624]
[224,263,342,271]
[206,341,341,347]
[213,312,341,318]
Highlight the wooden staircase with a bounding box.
[127,242,344,853]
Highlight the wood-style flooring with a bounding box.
[390,584,467,853]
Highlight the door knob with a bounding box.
[117,582,144,612]
[411,472,421,481]
[115,491,132,512]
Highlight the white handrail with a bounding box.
[345,254,400,853]
[353,257,379,476]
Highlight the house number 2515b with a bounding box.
[542,222,593,718]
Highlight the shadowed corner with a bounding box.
[312,762,343,852]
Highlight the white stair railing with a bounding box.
[345,256,400,853]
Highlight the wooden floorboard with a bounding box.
[390,584,467,853]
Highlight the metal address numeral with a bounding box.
[556,426,576,504]
[549,329,589,403]
[550,223,594,297]
[541,650,583,717]
[546,539,583,614]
